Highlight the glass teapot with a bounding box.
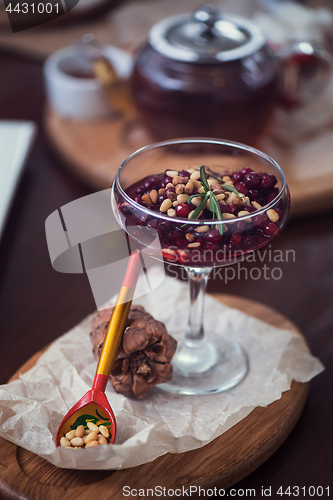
[131,5,331,144]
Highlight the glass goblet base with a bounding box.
[159,332,248,395]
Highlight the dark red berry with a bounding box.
[234,182,249,195]
[164,186,176,198]
[241,167,253,175]
[253,215,267,228]
[134,195,142,204]
[260,174,274,191]
[264,223,278,236]
[243,172,261,189]
[230,233,243,246]
[175,204,190,217]
[234,220,246,233]
[243,235,256,247]
[248,189,259,201]
[205,229,222,244]
[179,169,190,178]
[244,206,256,213]
[228,204,237,215]
[232,170,244,184]
[219,202,231,213]
[270,174,278,187]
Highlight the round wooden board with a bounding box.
[45,108,333,218]
[0,295,309,500]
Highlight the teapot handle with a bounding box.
[277,39,332,108]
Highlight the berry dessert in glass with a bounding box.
[112,139,290,395]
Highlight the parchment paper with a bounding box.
[0,269,324,470]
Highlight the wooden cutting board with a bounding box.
[0,295,309,500]
[45,108,333,218]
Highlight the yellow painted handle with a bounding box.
[96,250,141,377]
[96,287,134,376]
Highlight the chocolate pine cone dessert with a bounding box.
[90,305,177,399]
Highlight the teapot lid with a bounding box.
[149,5,265,63]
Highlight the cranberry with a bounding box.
[234,182,249,195]
[135,185,145,195]
[219,202,231,213]
[260,174,274,191]
[275,208,282,218]
[241,167,253,175]
[253,214,267,228]
[176,204,190,217]
[248,189,259,201]
[179,169,190,178]
[134,195,142,204]
[164,186,176,198]
[144,176,159,191]
[146,219,158,230]
[244,206,256,213]
[162,174,172,186]
[266,192,278,203]
[264,223,278,236]
[243,235,256,247]
[228,204,237,215]
[270,174,278,187]
[205,229,222,244]
[232,170,244,184]
[243,172,261,189]
[234,220,246,233]
[230,233,243,246]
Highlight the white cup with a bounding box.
[43,45,133,120]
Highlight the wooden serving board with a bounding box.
[0,295,309,500]
[45,108,333,218]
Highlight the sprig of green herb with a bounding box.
[186,165,225,235]
[208,173,241,196]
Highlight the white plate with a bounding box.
[0,121,36,240]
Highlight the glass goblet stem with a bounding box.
[174,267,218,375]
[186,267,211,343]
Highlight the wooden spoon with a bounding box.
[55,250,141,447]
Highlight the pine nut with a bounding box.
[86,440,99,447]
[252,201,262,210]
[160,199,172,212]
[166,170,178,178]
[175,184,184,195]
[195,225,209,234]
[84,431,98,444]
[215,193,225,201]
[190,170,201,180]
[162,248,177,260]
[75,425,85,438]
[60,437,71,447]
[185,232,195,242]
[65,430,75,440]
[198,186,206,194]
[237,211,252,223]
[87,422,99,433]
[158,188,165,196]
[221,213,236,220]
[192,179,202,189]
[149,189,158,204]
[98,435,108,445]
[142,193,152,206]
[267,209,279,222]
[167,208,176,217]
[99,425,110,439]
[188,242,201,248]
[177,194,189,204]
[165,183,174,189]
[172,176,188,185]
[191,197,202,207]
[188,210,203,219]
[70,437,84,447]
[185,181,194,194]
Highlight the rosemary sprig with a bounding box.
[186,165,225,235]
[207,173,241,196]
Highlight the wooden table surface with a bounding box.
[0,47,332,499]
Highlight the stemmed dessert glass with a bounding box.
[111,138,290,395]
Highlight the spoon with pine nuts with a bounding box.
[55,250,141,448]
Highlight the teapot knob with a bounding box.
[193,4,219,36]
